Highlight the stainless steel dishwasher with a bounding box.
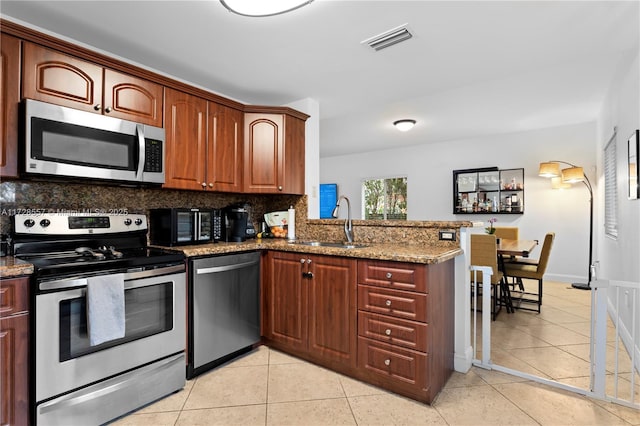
[187,251,261,378]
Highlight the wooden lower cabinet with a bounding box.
[0,276,29,426]
[262,252,455,404]
[356,259,455,403]
[262,251,357,370]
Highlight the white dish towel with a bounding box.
[86,273,126,346]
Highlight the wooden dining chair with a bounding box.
[470,234,510,320]
[493,226,519,240]
[503,232,555,313]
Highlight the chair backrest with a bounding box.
[535,232,555,275]
[470,234,501,284]
[493,226,519,240]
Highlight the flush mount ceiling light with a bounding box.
[393,119,416,132]
[220,0,314,17]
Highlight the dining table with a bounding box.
[496,238,539,258]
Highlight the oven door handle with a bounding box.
[39,264,185,291]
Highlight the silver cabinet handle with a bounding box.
[278,186,283,191]
[385,329,391,336]
[386,272,392,279]
[209,183,214,188]
[94,104,101,111]
[105,106,112,113]
[384,359,391,366]
[385,300,392,307]
[300,259,306,264]
[306,259,312,264]
[201,182,207,188]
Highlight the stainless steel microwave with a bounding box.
[25,99,165,184]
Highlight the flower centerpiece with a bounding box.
[485,218,497,234]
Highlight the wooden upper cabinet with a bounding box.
[103,69,163,126]
[243,112,306,195]
[208,103,243,192]
[163,88,207,190]
[0,34,21,178]
[22,42,162,127]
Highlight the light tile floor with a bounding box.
[114,280,640,425]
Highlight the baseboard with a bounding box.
[544,273,586,284]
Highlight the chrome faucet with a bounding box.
[331,195,354,243]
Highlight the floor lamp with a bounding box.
[539,161,593,290]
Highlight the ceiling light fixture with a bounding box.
[393,119,416,132]
[220,0,314,17]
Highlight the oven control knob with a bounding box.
[134,218,143,226]
[123,218,132,226]
[24,219,35,228]
[39,219,51,228]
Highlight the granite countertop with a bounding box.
[3,238,463,277]
[0,257,35,278]
[164,238,463,264]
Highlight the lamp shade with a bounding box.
[393,119,416,132]
[551,177,571,189]
[561,166,585,183]
[539,162,561,178]
[220,0,313,16]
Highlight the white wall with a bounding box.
[596,50,640,284]
[596,48,639,360]
[321,123,598,282]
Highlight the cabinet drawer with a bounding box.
[358,285,427,322]
[357,337,427,387]
[0,277,29,318]
[358,260,427,293]
[358,311,427,352]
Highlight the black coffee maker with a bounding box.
[223,203,256,242]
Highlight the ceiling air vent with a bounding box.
[362,24,413,51]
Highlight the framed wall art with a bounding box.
[629,129,639,200]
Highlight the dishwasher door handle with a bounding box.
[196,259,260,275]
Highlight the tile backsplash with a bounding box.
[0,180,303,235]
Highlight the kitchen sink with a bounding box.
[291,241,368,249]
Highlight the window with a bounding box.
[604,131,618,238]
[362,177,407,220]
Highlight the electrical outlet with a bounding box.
[439,230,456,241]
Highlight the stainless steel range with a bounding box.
[13,212,186,425]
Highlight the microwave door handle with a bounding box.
[136,124,146,181]
[195,212,201,241]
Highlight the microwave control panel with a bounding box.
[143,139,163,173]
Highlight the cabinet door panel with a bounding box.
[0,34,20,178]
[0,315,29,426]
[283,115,305,195]
[209,103,243,192]
[163,88,207,190]
[104,69,163,127]
[244,113,283,193]
[23,42,102,112]
[265,252,307,351]
[308,256,356,366]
